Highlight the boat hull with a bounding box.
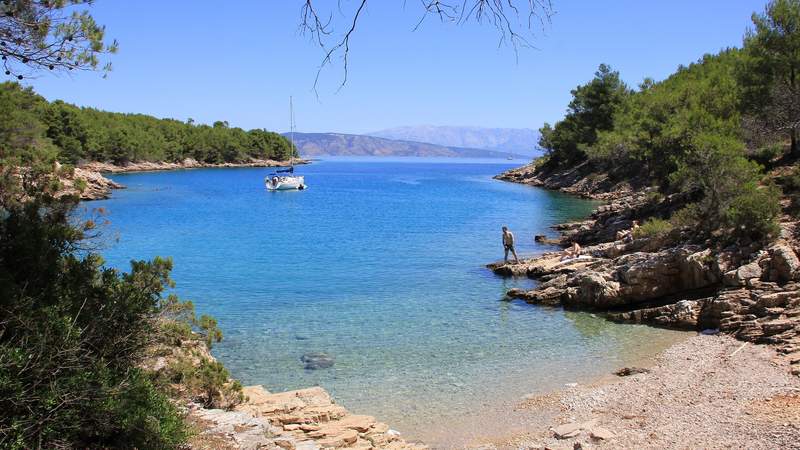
[265,175,305,191]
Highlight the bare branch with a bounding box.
[301,0,553,95]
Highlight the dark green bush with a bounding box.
[0,192,191,448]
[725,182,782,240]
[105,371,189,450]
[633,218,674,239]
[157,355,245,410]
[750,143,784,166]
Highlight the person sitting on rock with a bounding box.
[502,226,520,264]
[561,241,582,261]
[616,220,640,242]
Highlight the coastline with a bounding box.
[475,333,800,449]
[147,331,425,450]
[77,159,800,449]
[66,158,309,201]
[479,161,800,448]
[81,157,310,174]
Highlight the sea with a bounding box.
[83,157,688,446]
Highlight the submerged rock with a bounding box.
[300,352,334,370]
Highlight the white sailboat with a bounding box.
[265,97,306,191]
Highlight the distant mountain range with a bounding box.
[368,126,541,157]
[288,132,522,159]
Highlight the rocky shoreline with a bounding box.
[494,161,637,201]
[64,158,307,201]
[188,385,426,450]
[491,165,800,356]
[147,334,424,450]
[81,157,309,174]
[483,162,800,447]
[58,166,126,201]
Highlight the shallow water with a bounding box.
[84,158,688,446]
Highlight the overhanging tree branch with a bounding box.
[300,0,554,95]
[0,0,117,80]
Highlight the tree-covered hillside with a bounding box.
[0,82,296,166]
[532,0,800,243]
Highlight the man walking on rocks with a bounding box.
[502,226,520,264]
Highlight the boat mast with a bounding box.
[289,96,294,170]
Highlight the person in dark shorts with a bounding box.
[502,226,520,264]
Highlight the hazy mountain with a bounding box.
[368,126,541,157]
[289,132,521,158]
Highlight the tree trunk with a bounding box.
[792,66,798,158]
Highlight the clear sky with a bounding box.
[25,1,763,135]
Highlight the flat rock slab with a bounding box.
[552,422,582,439]
[235,385,426,449]
[590,427,615,440]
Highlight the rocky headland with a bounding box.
[57,165,126,200]
[492,162,800,355]
[477,161,800,448]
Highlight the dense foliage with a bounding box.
[535,2,800,242]
[738,0,800,157]
[538,64,631,167]
[0,185,186,448]
[0,82,296,165]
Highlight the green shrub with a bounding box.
[159,356,244,410]
[749,143,784,166]
[645,190,665,204]
[0,191,191,448]
[725,182,781,241]
[197,314,223,348]
[633,218,674,239]
[780,166,800,215]
[74,177,88,192]
[531,154,550,169]
[670,204,702,229]
[105,371,189,450]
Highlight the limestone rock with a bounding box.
[590,427,615,440]
[58,166,125,200]
[724,261,763,287]
[609,299,704,329]
[768,244,800,283]
[553,422,582,439]
[233,385,425,450]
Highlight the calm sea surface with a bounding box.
[84,158,688,446]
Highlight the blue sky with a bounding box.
[25,1,762,134]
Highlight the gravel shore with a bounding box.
[473,334,800,449]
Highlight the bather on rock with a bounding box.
[561,241,582,261]
[616,220,639,242]
[502,226,520,264]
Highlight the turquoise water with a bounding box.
[84,158,687,445]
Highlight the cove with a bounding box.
[83,157,688,446]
